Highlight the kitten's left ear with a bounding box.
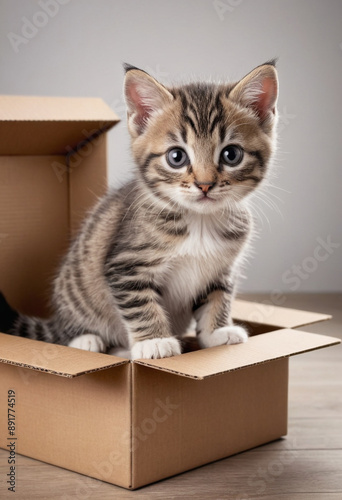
[229,62,278,130]
[124,64,173,137]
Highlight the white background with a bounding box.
[0,0,341,293]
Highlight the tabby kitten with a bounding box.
[0,61,278,360]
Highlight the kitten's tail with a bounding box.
[0,291,55,342]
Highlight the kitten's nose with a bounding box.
[195,181,215,194]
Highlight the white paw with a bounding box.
[68,334,105,353]
[198,325,248,348]
[108,347,131,359]
[131,337,181,360]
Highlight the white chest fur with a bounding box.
[177,213,230,258]
[163,213,242,308]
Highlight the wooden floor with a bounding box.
[0,293,341,499]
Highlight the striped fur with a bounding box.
[2,62,278,359]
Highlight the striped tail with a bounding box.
[0,292,55,342]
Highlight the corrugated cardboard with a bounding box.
[232,299,332,332]
[0,332,128,377]
[0,95,340,489]
[0,95,116,155]
[0,95,118,316]
[0,361,132,489]
[135,328,339,379]
[131,358,289,488]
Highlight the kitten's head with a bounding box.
[124,62,278,214]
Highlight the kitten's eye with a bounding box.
[166,148,189,169]
[220,145,244,167]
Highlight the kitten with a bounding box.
[0,61,278,360]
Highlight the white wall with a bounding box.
[1,0,341,293]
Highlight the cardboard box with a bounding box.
[0,95,118,317]
[0,96,340,490]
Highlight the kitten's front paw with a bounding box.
[198,325,248,348]
[68,334,106,353]
[131,337,181,360]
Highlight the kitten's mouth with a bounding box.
[197,194,215,203]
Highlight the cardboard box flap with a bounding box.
[135,329,340,380]
[0,95,120,155]
[232,299,332,329]
[0,333,128,378]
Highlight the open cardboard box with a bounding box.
[0,96,340,490]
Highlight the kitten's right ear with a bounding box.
[124,64,173,137]
[229,62,278,132]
